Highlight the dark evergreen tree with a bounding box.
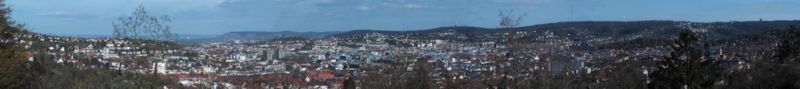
[407,62,432,89]
[343,77,356,89]
[776,26,800,63]
[648,30,718,89]
[0,0,33,88]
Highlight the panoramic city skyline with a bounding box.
[4,0,800,88]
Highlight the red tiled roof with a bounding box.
[317,72,336,79]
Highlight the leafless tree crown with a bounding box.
[113,5,173,40]
[499,10,525,28]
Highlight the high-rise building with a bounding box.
[261,50,281,61]
[273,50,281,60]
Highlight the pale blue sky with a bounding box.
[6,0,800,35]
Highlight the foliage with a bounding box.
[0,1,33,88]
[343,78,356,89]
[592,60,649,89]
[0,1,169,88]
[648,30,719,89]
[724,26,800,88]
[406,62,433,89]
[29,55,166,89]
[599,37,672,49]
[498,10,525,28]
[113,5,173,40]
[776,26,800,63]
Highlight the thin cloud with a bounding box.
[134,0,246,14]
[36,11,73,16]
[381,2,426,9]
[490,0,557,4]
[357,6,371,11]
[35,11,98,19]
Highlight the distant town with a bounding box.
[3,0,800,89]
[12,20,798,88]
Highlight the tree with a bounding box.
[113,5,173,40]
[0,0,33,88]
[648,30,718,89]
[730,25,800,88]
[497,9,527,89]
[498,10,525,28]
[343,77,356,89]
[595,60,649,89]
[776,26,800,63]
[406,62,432,89]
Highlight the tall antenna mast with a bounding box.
[571,4,576,21]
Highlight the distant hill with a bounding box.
[331,26,493,41]
[175,20,800,46]
[333,26,490,36]
[331,20,800,43]
[517,20,800,39]
[216,31,341,40]
[173,31,340,46]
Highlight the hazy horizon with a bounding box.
[8,0,800,35]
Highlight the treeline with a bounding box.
[0,1,31,87]
[27,53,168,89]
[599,37,673,49]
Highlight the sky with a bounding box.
[6,0,800,35]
